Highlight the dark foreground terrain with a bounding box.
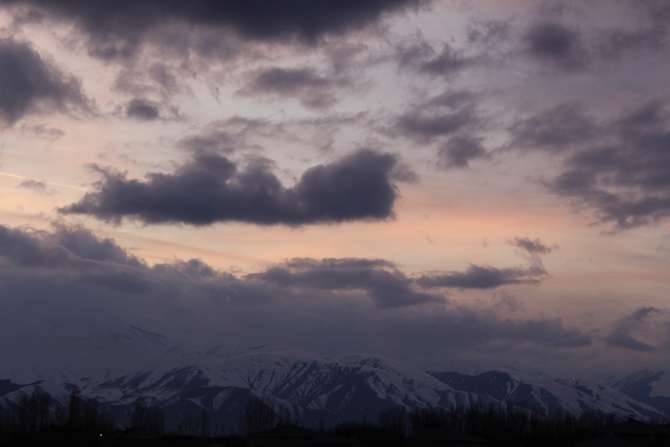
[2,403,670,447]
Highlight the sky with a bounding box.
[0,0,669,378]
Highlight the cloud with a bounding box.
[394,90,483,144]
[17,179,49,193]
[2,0,425,61]
[126,98,160,121]
[596,0,670,59]
[60,149,410,226]
[511,237,553,255]
[467,19,511,46]
[250,258,442,308]
[418,237,552,289]
[505,99,670,229]
[0,223,592,372]
[240,66,347,109]
[417,265,545,290]
[518,3,670,72]
[437,135,488,169]
[0,38,89,125]
[114,63,180,97]
[547,100,670,229]
[605,307,670,352]
[176,116,282,155]
[0,223,142,269]
[523,21,589,71]
[507,103,599,153]
[395,36,470,77]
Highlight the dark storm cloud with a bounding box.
[523,21,589,71]
[0,38,88,125]
[2,0,425,61]
[240,67,346,109]
[437,135,488,169]
[0,223,592,372]
[125,98,160,121]
[418,237,552,289]
[251,258,441,308]
[605,307,670,352]
[60,149,408,226]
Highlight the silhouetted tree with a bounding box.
[14,386,51,433]
[130,398,164,434]
[200,408,210,438]
[242,396,276,434]
[67,388,81,430]
[379,407,408,437]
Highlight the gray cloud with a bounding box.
[0,223,592,372]
[114,63,180,97]
[418,237,552,289]
[240,67,346,109]
[19,123,65,140]
[515,2,670,72]
[417,264,545,290]
[0,224,142,269]
[126,98,160,121]
[523,21,589,71]
[419,44,470,76]
[511,237,553,255]
[17,179,49,193]
[505,98,670,229]
[0,38,88,125]
[395,36,470,77]
[606,307,670,352]
[437,135,488,169]
[547,100,670,229]
[508,103,599,153]
[394,90,483,144]
[250,258,442,308]
[596,0,670,59]
[61,149,409,226]
[176,116,273,154]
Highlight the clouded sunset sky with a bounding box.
[0,0,669,377]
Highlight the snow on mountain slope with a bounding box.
[612,370,670,416]
[1,342,665,433]
[71,349,479,427]
[429,368,665,421]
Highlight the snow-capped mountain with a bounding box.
[611,370,670,416]
[1,349,481,432]
[1,329,665,433]
[429,369,664,421]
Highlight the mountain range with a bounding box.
[1,328,668,434]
